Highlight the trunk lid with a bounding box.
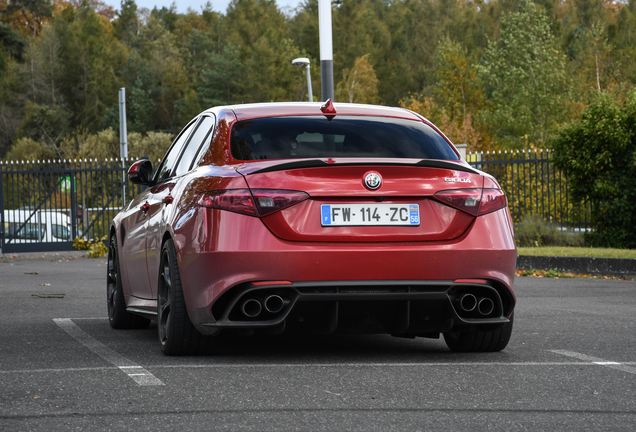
[237,160,483,243]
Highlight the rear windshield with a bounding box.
[230,115,459,161]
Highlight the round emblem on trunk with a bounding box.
[364,172,382,190]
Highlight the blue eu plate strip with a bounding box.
[321,205,332,225]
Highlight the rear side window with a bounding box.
[155,120,196,183]
[52,224,71,240]
[4,222,44,240]
[230,116,458,161]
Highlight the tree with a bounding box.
[124,55,155,133]
[199,43,243,106]
[0,50,26,157]
[4,0,53,38]
[335,53,378,103]
[112,0,137,41]
[16,101,70,154]
[128,14,188,129]
[430,37,486,149]
[68,1,116,20]
[478,0,570,149]
[551,91,636,248]
[47,4,128,131]
[0,22,26,61]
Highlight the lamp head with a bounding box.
[291,57,310,67]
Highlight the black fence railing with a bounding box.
[467,150,592,229]
[0,158,146,253]
[1,153,591,253]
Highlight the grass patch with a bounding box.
[514,215,584,247]
[515,269,634,280]
[517,246,636,259]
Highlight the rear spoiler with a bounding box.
[242,159,480,175]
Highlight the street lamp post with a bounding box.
[292,57,313,102]
[318,0,334,101]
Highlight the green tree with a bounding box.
[335,53,378,103]
[551,91,636,248]
[433,37,484,126]
[16,101,70,154]
[224,0,308,102]
[478,0,570,148]
[112,0,137,41]
[0,22,26,61]
[332,0,390,101]
[120,54,155,133]
[126,14,188,129]
[199,43,243,106]
[48,4,128,131]
[0,51,27,157]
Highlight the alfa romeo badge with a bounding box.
[364,172,382,190]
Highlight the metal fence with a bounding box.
[0,158,145,253]
[1,152,591,253]
[467,150,592,229]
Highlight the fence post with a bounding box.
[0,164,4,251]
[70,162,78,241]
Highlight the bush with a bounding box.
[515,215,584,247]
[73,236,108,258]
[4,137,58,161]
[551,91,636,249]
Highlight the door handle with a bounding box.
[162,195,174,204]
[141,202,150,212]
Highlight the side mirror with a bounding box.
[128,160,154,185]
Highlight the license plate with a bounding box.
[321,204,420,226]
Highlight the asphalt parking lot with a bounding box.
[1,253,635,431]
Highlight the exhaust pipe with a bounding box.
[478,298,494,316]
[241,298,262,318]
[459,293,477,312]
[264,295,285,313]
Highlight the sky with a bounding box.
[101,0,305,15]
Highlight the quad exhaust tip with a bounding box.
[459,294,477,312]
[264,295,285,314]
[241,299,262,318]
[478,297,495,316]
[458,293,495,316]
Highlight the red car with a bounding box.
[107,101,516,355]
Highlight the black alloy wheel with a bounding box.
[107,234,150,329]
[157,239,214,355]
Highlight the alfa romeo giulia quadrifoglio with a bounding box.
[107,101,516,355]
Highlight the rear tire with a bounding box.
[107,235,151,329]
[157,239,214,356]
[443,313,514,352]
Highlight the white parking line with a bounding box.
[550,349,636,375]
[53,318,164,386]
[4,359,636,377]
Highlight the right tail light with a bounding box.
[434,188,507,216]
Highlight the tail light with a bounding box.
[434,188,507,216]
[198,189,309,217]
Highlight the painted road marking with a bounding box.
[53,318,164,386]
[550,349,636,375]
[4,361,636,376]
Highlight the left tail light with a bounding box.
[434,188,507,216]
[198,189,309,217]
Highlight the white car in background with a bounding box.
[2,209,73,243]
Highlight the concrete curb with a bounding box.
[517,255,636,278]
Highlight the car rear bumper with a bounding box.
[176,208,516,335]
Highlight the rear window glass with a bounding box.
[230,116,459,161]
